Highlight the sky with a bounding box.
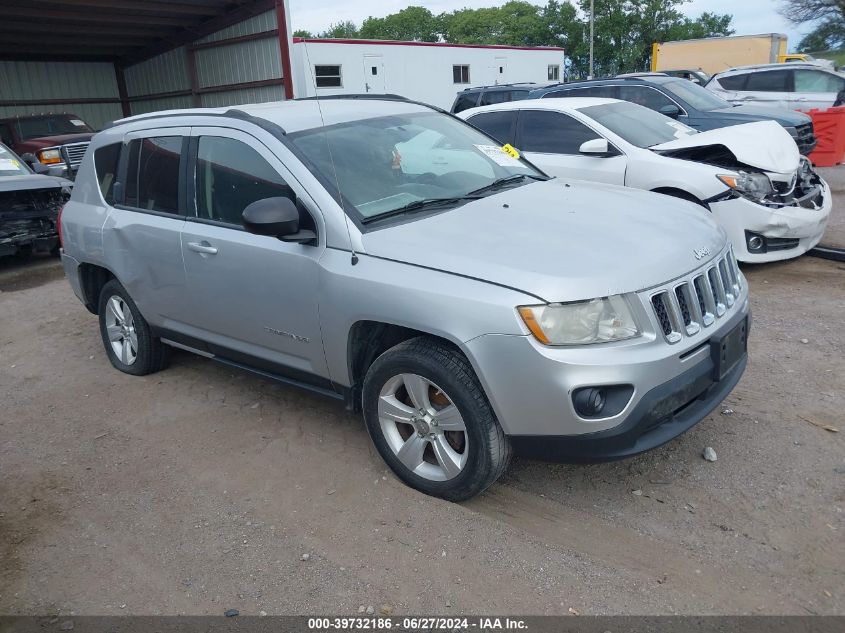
[288,0,811,51]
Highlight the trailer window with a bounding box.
[548,65,560,81]
[453,65,470,84]
[315,65,342,88]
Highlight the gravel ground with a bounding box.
[0,206,843,617]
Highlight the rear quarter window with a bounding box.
[452,93,479,113]
[94,143,121,204]
[715,74,748,90]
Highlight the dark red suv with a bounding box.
[0,114,95,179]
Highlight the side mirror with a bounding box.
[579,138,615,156]
[659,104,681,119]
[242,197,317,244]
[30,162,49,174]
[20,152,38,164]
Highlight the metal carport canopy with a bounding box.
[0,0,295,110]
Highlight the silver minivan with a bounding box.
[60,97,749,500]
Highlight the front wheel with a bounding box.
[362,337,511,501]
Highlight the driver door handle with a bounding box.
[187,241,218,255]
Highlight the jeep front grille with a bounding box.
[794,121,816,156]
[61,142,89,170]
[648,247,742,344]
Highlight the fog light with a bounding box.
[574,388,606,417]
[572,384,635,419]
[746,232,765,253]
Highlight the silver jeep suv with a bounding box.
[60,97,749,500]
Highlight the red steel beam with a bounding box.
[274,0,294,99]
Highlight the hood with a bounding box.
[651,120,799,173]
[360,179,726,302]
[16,133,94,150]
[0,174,71,193]
[710,105,810,126]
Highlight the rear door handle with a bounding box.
[187,241,218,255]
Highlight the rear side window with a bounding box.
[516,110,600,154]
[715,74,748,90]
[195,136,294,226]
[452,93,478,113]
[124,136,183,214]
[617,86,676,112]
[794,70,845,93]
[745,70,790,92]
[466,111,517,144]
[480,90,511,106]
[93,143,121,204]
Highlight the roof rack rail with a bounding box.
[461,82,538,92]
[295,93,409,101]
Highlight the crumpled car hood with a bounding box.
[0,174,71,193]
[651,120,799,173]
[361,179,726,302]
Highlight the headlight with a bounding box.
[518,295,640,346]
[37,149,62,165]
[717,171,774,200]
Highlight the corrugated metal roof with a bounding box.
[0,0,278,65]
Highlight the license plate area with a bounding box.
[711,317,747,381]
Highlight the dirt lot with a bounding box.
[1,177,844,616]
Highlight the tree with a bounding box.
[780,0,845,52]
[319,21,359,39]
[359,6,440,42]
[293,29,313,38]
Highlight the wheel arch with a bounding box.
[651,186,710,210]
[77,262,117,315]
[345,320,468,412]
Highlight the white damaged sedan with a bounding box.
[460,98,831,262]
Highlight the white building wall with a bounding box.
[292,40,565,109]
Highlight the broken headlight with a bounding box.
[717,171,774,201]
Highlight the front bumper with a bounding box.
[711,180,831,263]
[510,328,747,462]
[463,267,750,460]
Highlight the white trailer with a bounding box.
[291,38,565,109]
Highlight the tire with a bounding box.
[97,279,169,376]
[362,337,511,501]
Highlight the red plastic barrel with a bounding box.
[806,106,845,167]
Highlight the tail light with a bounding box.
[57,205,65,247]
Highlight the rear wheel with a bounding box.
[97,279,169,376]
[362,337,511,501]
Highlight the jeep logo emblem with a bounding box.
[693,247,711,260]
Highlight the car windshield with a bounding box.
[662,79,731,112]
[0,143,31,176]
[14,115,94,141]
[289,111,544,221]
[579,101,697,148]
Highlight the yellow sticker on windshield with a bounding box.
[501,144,520,159]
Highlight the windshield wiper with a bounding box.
[360,195,483,224]
[466,173,547,197]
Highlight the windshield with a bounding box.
[579,101,697,148]
[662,79,730,112]
[0,143,31,176]
[14,115,94,141]
[289,111,543,220]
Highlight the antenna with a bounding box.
[300,41,359,265]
